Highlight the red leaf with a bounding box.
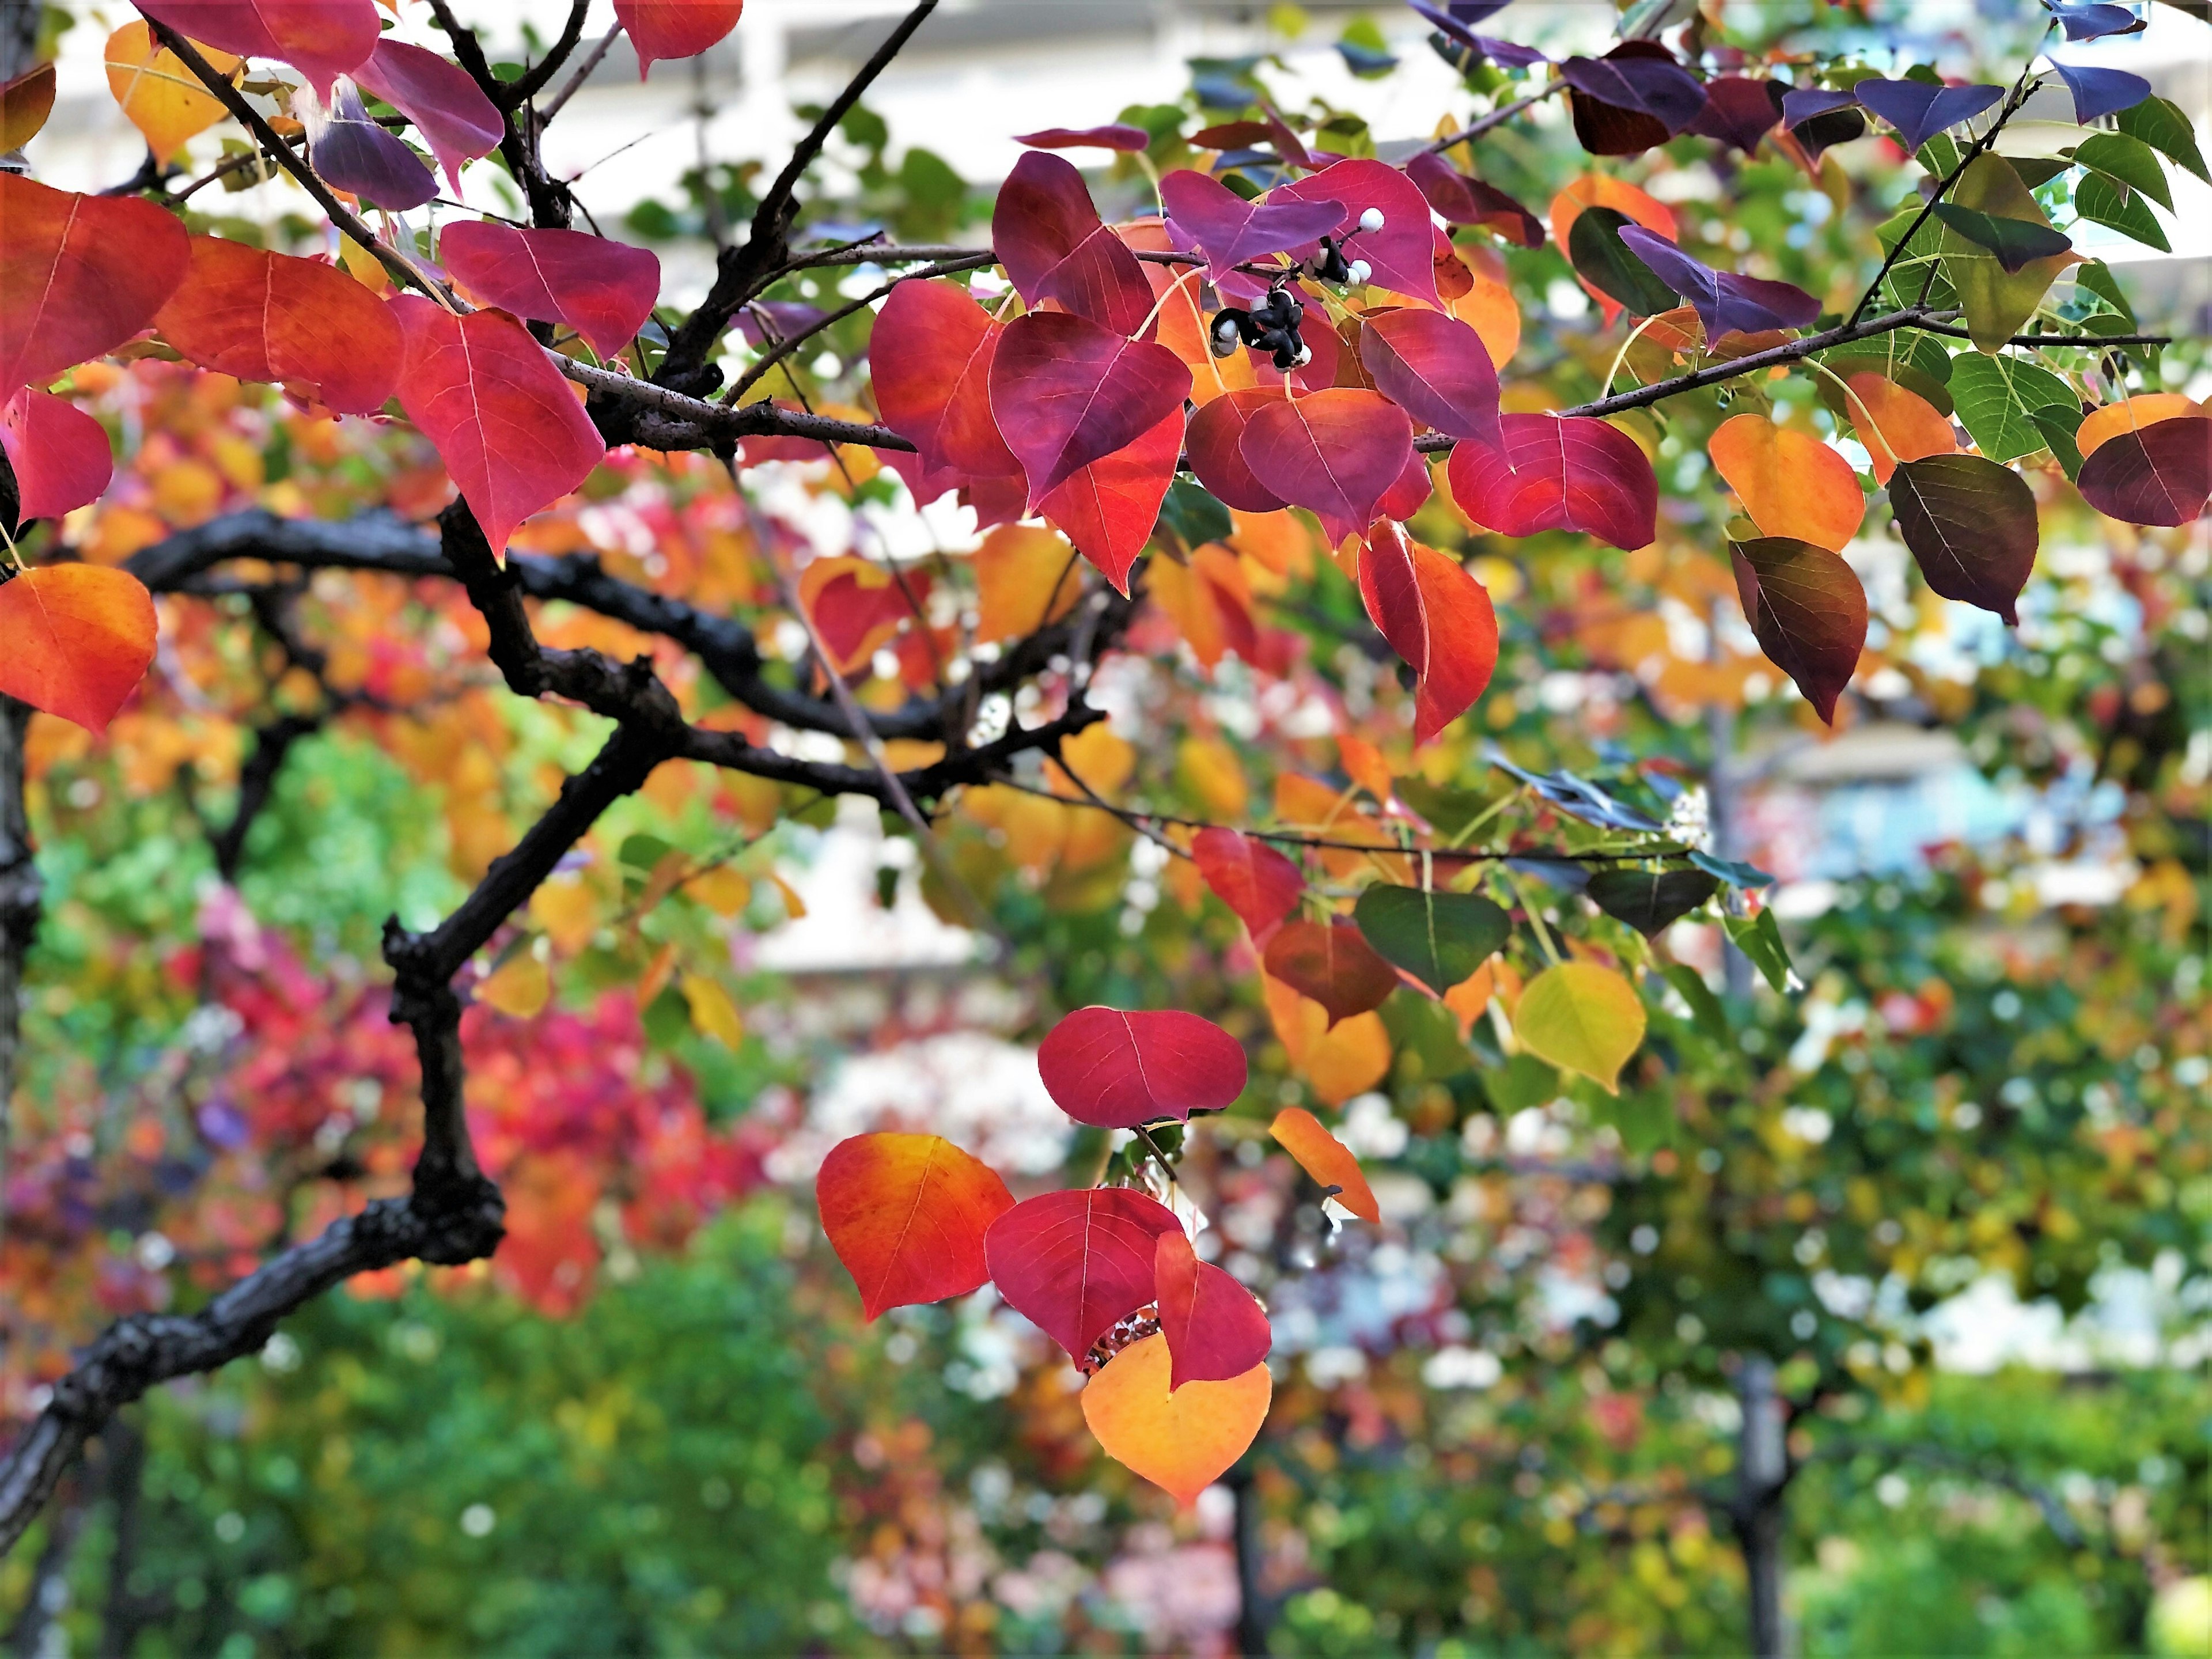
[0,389,111,521]
[134,0,378,99]
[1016,124,1152,152]
[1262,918,1399,1026]
[870,279,1020,480]
[1358,521,1498,744]
[1376,448,1435,527]
[1159,166,1349,283]
[1039,406,1183,594]
[992,151,1157,338]
[1037,1006,1248,1130]
[1730,536,1868,725]
[984,1187,1183,1359]
[440,222,661,362]
[1269,1107,1380,1222]
[1153,1230,1271,1391]
[2077,415,2211,528]
[0,173,188,394]
[0,564,157,735]
[1444,411,1656,550]
[1274,158,1440,306]
[1186,389,1289,512]
[1191,827,1304,940]
[987,310,1189,510]
[615,0,745,75]
[817,1131,1013,1320]
[1358,307,1502,448]
[1239,389,1413,530]
[154,235,403,414]
[388,298,605,556]
[354,38,502,192]
[1404,151,1544,248]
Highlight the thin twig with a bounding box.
[1425,81,1564,154]
[540,22,623,122]
[723,253,995,404]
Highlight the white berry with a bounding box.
[1291,342,1312,368]
[1358,207,1385,233]
[1347,258,1372,285]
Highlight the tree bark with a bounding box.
[0,696,39,1245]
[1732,1354,1791,1658]
[1228,1463,1271,1657]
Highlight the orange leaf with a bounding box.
[0,565,157,735]
[1337,731,1392,804]
[817,1132,1014,1320]
[1709,412,1865,552]
[1,61,56,153]
[2076,393,2200,460]
[1842,373,1956,486]
[1269,1105,1380,1222]
[478,952,551,1018]
[104,24,238,164]
[1548,175,1676,324]
[156,236,404,414]
[1262,976,1391,1107]
[798,555,917,675]
[974,522,1080,644]
[0,172,188,396]
[1082,1332,1271,1508]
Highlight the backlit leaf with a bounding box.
[984,1187,1181,1358]
[104,23,239,164]
[615,1,746,75]
[1186,388,1290,513]
[1707,413,1864,552]
[1269,1105,1380,1222]
[2075,394,2198,459]
[1037,1006,1248,1130]
[1729,536,1868,724]
[870,278,1020,481]
[0,564,158,735]
[974,524,1080,644]
[0,389,112,521]
[1352,884,1510,995]
[993,151,1156,337]
[1263,918,1399,1027]
[1082,1333,1270,1508]
[1842,373,1956,487]
[0,172,189,395]
[1586,868,1719,937]
[1724,907,1795,993]
[440,222,662,362]
[1263,978,1392,1108]
[1357,306,1502,448]
[0,60,56,151]
[1357,521,1498,744]
[1153,1230,1271,1391]
[1512,961,1645,1093]
[478,952,550,1018]
[819,1132,1014,1321]
[1946,354,2077,462]
[156,236,404,414]
[988,310,1188,510]
[1888,454,2039,624]
[1159,166,1350,283]
[354,37,503,191]
[680,976,745,1050]
[1039,406,1184,594]
[1273,158,1440,306]
[1240,390,1414,536]
[134,0,379,100]
[1191,828,1304,940]
[2077,416,2212,527]
[1445,412,1657,550]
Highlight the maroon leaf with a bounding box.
[1239,389,1414,530]
[1444,412,1657,550]
[1688,77,1787,156]
[0,388,111,521]
[1357,306,1502,448]
[1187,388,1290,513]
[871,279,1020,480]
[1263,918,1399,1025]
[987,310,1190,509]
[1730,536,1868,725]
[2077,415,2212,527]
[1037,1006,1248,1130]
[1191,827,1304,940]
[1560,48,1707,134]
[1039,406,1184,593]
[1160,167,1347,283]
[1016,124,1153,151]
[991,151,1156,338]
[354,37,502,191]
[1404,151,1544,248]
[1888,454,2039,625]
[440,222,661,362]
[1272,158,1440,306]
[1154,1230,1271,1392]
[984,1188,1183,1358]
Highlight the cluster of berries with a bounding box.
[1207,207,1386,371]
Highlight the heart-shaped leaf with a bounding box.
[798,556,923,673]
[1186,387,1290,513]
[155,236,403,414]
[2076,415,2211,527]
[2077,395,2199,460]
[0,564,157,735]
[1357,306,1502,448]
[985,1188,1183,1359]
[1842,373,1957,487]
[615,1,745,75]
[987,310,1190,510]
[1512,961,1646,1094]
[0,389,111,521]
[135,0,378,99]
[870,278,1021,480]
[1357,521,1498,744]
[1445,412,1657,550]
[1851,77,2003,154]
[993,151,1156,337]
[1153,1231,1271,1391]
[817,1132,1014,1320]
[1567,207,1679,317]
[1269,1105,1379,1222]
[1690,77,1786,156]
[1930,204,2073,273]
[389,297,606,556]
[1947,353,2077,463]
[0,172,188,395]
[1272,158,1440,306]
[1352,884,1510,995]
[2048,59,2150,124]
[1561,50,1707,135]
[1888,453,2039,624]
[1586,868,1720,937]
[1708,413,1864,552]
[1239,390,1414,530]
[354,37,502,191]
[1192,828,1305,940]
[1160,167,1348,282]
[1082,1333,1270,1508]
[1263,918,1399,1026]
[1037,1006,1248,1130]
[1039,406,1184,594]
[440,222,661,362]
[1729,536,1868,724]
[1937,156,2081,351]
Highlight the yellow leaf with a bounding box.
[478,952,550,1018]
[338,234,394,295]
[1263,975,1392,1107]
[1512,962,1646,1093]
[974,524,1080,644]
[1082,1334,1271,1509]
[1176,736,1248,821]
[105,22,240,165]
[680,976,745,1050]
[1047,722,1134,800]
[687,865,752,917]
[766,872,808,921]
[530,876,600,955]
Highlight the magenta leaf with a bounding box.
[1444,411,1657,550]
[439,222,660,362]
[1688,77,1786,156]
[0,388,111,521]
[1037,1007,1248,1130]
[1159,168,1348,282]
[1616,226,1820,338]
[1154,1231,1271,1392]
[991,150,1156,338]
[1404,151,1544,247]
[1238,389,1414,529]
[1015,123,1153,151]
[987,310,1190,509]
[1357,306,1502,448]
[1272,158,1441,306]
[354,39,502,192]
[984,1188,1183,1359]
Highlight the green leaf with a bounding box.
[1947,353,2077,462]
[1158,477,1233,549]
[1353,885,1511,995]
[1660,961,1729,1040]
[2003,155,2069,190]
[1567,206,1680,317]
[2034,404,2086,481]
[2071,131,2173,211]
[620,833,675,870]
[1691,851,1777,889]
[2116,94,2207,184]
[1395,778,1509,842]
[1585,868,1720,937]
[1722,908,1793,993]
[1938,156,2075,350]
[1931,204,2073,272]
[2074,260,2138,326]
[1381,994,1472,1082]
[1482,1051,1561,1115]
[2073,172,2169,253]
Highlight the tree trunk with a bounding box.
[0,695,39,1244]
[1229,1463,1271,1657]
[1733,1354,1790,1658]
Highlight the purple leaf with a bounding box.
[1851,77,2003,154]
[1560,51,1707,135]
[1015,124,1153,152]
[1688,77,1786,156]
[2044,1,2146,42]
[735,301,826,348]
[1159,168,1349,282]
[1616,226,1821,338]
[353,39,502,193]
[1406,1,1514,47]
[1781,87,1858,127]
[1406,151,1544,247]
[2048,59,2152,123]
[305,79,438,212]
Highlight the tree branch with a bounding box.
[0,695,37,1248]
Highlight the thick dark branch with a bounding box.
[0,696,37,1244]
[424,0,571,225]
[501,0,591,111]
[724,253,995,403]
[209,712,321,883]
